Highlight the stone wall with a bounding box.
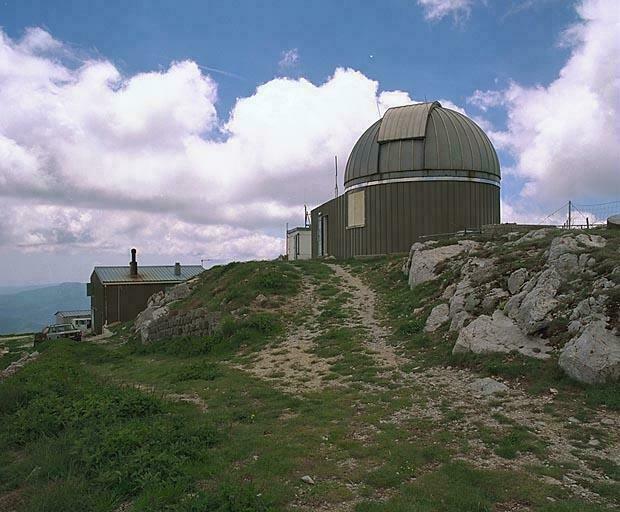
[145,307,220,343]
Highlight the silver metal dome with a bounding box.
[344,101,500,189]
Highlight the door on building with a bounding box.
[318,215,328,256]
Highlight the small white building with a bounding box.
[55,310,92,332]
[287,227,311,260]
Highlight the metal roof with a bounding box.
[94,265,204,284]
[345,101,500,187]
[55,310,91,317]
[377,102,438,141]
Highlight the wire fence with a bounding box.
[539,200,620,228]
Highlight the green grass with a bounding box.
[126,311,283,358]
[356,461,567,512]
[2,255,618,511]
[181,260,301,313]
[478,424,547,459]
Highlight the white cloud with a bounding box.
[278,48,299,69]
[468,0,620,205]
[0,28,413,270]
[417,0,475,21]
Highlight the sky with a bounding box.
[0,0,618,285]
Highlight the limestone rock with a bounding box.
[481,288,509,312]
[470,377,509,396]
[575,233,606,249]
[453,310,550,359]
[442,283,456,300]
[1,351,39,379]
[165,282,191,302]
[508,267,561,334]
[559,321,620,384]
[594,277,615,290]
[450,310,471,332]
[301,475,315,485]
[548,235,580,264]
[507,268,528,295]
[513,228,554,245]
[408,243,475,288]
[425,303,450,333]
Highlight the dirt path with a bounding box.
[239,276,340,393]
[327,264,405,369]
[241,264,409,393]
[236,262,618,505]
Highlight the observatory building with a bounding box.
[311,101,500,258]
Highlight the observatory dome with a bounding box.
[344,101,500,189]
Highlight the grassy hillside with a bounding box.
[0,255,618,512]
[0,283,89,335]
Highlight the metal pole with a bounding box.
[334,156,338,198]
[586,217,589,230]
[568,201,572,229]
[285,222,288,258]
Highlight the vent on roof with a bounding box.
[377,102,440,142]
[174,262,181,276]
[130,248,138,277]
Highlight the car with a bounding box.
[35,323,82,344]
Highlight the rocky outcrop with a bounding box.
[404,227,618,385]
[507,268,528,295]
[453,310,551,359]
[447,257,495,331]
[407,241,478,288]
[505,267,561,334]
[559,321,620,384]
[424,303,449,332]
[510,228,554,245]
[1,351,39,379]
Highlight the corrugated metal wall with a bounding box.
[311,181,499,259]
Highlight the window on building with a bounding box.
[347,190,365,228]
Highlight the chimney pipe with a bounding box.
[174,262,181,276]
[130,248,138,276]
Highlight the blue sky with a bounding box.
[3,0,575,117]
[0,0,618,285]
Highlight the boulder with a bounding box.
[165,282,191,302]
[481,287,509,312]
[442,283,456,300]
[403,242,426,274]
[548,235,580,263]
[470,377,509,396]
[559,321,620,384]
[425,303,450,332]
[507,268,528,295]
[513,228,554,245]
[450,310,471,332]
[408,243,472,288]
[507,267,561,334]
[453,310,551,359]
[575,234,606,249]
[449,279,473,321]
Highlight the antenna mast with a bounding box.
[334,156,339,198]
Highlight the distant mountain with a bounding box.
[0,284,49,295]
[0,283,89,334]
